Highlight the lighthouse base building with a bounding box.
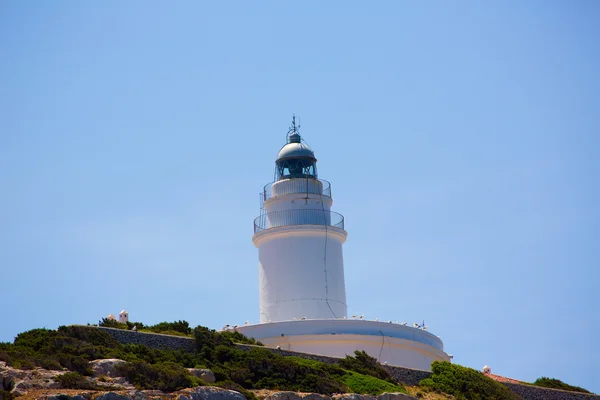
[233,118,450,371]
[236,319,448,371]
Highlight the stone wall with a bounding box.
[88,327,600,399]
[95,326,196,352]
[504,382,599,400]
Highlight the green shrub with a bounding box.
[0,390,15,400]
[220,331,263,346]
[98,318,128,330]
[144,321,192,336]
[339,350,394,382]
[341,371,406,395]
[54,372,102,390]
[532,377,590,393]
[14,329,58,351]
[116,361,200,392]
[419,361,519,400]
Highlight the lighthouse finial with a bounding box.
[287,114,301,143]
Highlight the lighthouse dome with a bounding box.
[275,116,318,180]
[277,141,316,162]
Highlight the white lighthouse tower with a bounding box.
[234,117,451,371]
[253,116,347,323]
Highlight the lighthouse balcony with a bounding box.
[254,209,344,233]
[263,178,331,202]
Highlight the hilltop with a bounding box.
[0,320,596,400]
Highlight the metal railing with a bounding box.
[254,209,344,233]
[262,178,331,202]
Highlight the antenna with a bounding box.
[287,114,302,143]
[290,114,300,133]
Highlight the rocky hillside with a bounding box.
[1,322,596,400]
[1,360,420,400]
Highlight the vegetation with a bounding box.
[0,391,15,400]
[54,372,103,390]
[0,323,405,398]
[531,377,590,393]
[116,361,202,392]
[339,350,394,383]
[4,323,593,399]
[193,327,405,395]
[419,361,519,400]
[98,319,194,337]
[341,371,402,395]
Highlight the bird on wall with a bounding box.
[401,322,407,326]
[245,321,249,325]
[301,317,307,320]
[352,315,357,319]
[375,318,379,321]
[359,315,364,320]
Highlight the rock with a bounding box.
[139,390,166,397]
[10,380,30,396]
[333,395,376,400]
[95,392,132,400]
[1,376,14,391]
[47,394,90,400]
[187,369,216,384]
[177,386,246,400]
[265,392,303,400]
[377,394,417,400]
[131,390,149,400]
[301,394,331,400]
[89,359,127,377]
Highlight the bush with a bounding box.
[220,331,263,346]
[341,371,406,395]
[419,361,519,400]
[116,361,200,392]
[0,391,15,400]
[98,318,128,330]
[54,372,102,390]
[144,321,192,336]
[532,377,590,393]
[339,351,394,382]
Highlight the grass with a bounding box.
[341,371,406,395]
[286,357,407,395]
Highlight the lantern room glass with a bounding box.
[276,158,318,180]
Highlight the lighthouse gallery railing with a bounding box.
[262,179,331,201]
[254,209,344,233]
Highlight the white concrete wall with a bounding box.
[263,334,446,371]
[234,320,449,371]
[253,226,348,322]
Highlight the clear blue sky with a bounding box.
[1,0,599,394]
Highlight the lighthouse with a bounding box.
[253,116,347,323]
[234,117,451,371]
